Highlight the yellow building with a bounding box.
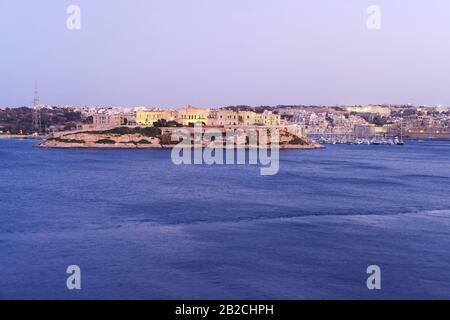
[93,114,126,128]
[137,107,281,127]
[209,110,239,126]
[238,111,258,126]
[346,106,391,117]
[208,110,278,127]
[177,107,210,126]
[255,111,281,126]
[136,110,175,126]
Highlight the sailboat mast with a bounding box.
[400,110,403,141]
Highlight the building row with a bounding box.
[134,107,282,127]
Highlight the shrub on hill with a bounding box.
[96,138,116,144]
[91,127,161,137]
[289,135,308,145]
[48,137,85,144]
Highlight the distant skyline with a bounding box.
[1,0,449,107]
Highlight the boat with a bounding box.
[396,111,405,145]
[394,136,405,146]
[371,138,381,145]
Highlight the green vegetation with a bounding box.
[95,138,116,144]
[90,126,161,137]
[0,107,86,134]
[137,139,151,144]
[187,122,206,127]
[153,119,182,128]
[48,137,85,144]
[159,133,180,145]
[289,135,308,145]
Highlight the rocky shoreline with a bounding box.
[37,127,324,150]
[38,142,323,150]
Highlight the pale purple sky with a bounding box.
[1,0,449,107]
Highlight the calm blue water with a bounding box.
[1,139,450,299]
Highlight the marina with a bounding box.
[308,133,405,145]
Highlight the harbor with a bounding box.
[308,133,405,145]
[2,138,450,299]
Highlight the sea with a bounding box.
[1,139,450,299]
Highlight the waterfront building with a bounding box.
[209,110,240,126]
[93,114,127,128]
[353,124,376,138]
[238,111,258,126]
[177,106,210,126]
[405,127,450,140]
[136,110,175,126]
[208,110,279,127]
[99,107,284,128]
[255,111,281,126]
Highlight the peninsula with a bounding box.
[38,126,323,150]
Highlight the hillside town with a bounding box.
[1,104,450,142]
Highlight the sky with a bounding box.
[0,0,449,108]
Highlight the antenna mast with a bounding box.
[32,82,42,133]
